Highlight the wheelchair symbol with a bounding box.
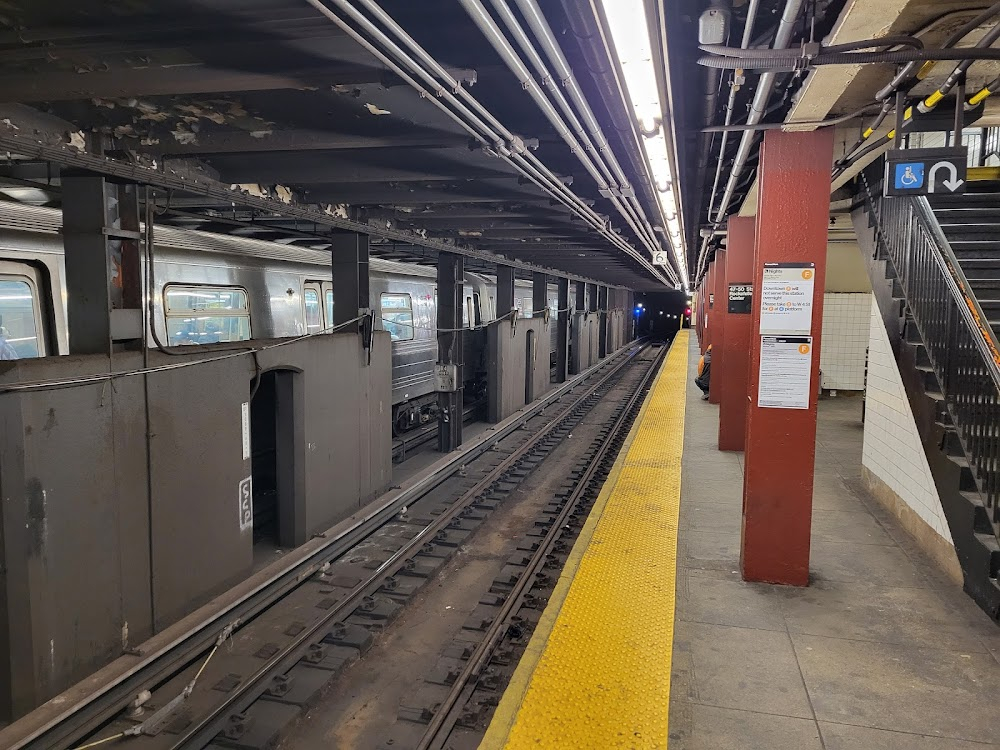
[894,162,924,190]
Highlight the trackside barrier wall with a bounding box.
[570,312,600,375]
[487,317,551,422]
[0,331,391,719]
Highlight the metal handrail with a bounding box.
[912,197,1000,389]
[860,164,1000,533]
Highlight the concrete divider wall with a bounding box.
[571,312,601,374]
[0,331,391,719]
[487,317,551,422]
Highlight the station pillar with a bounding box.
[708,249,726,404]
[61,174,144,355]
[331,231,371,337]
[718,218,754,451]
[532,272,547,319]
[741,128,833,586]
[496,265,515,318]
[575,280,586,312]
[555,277,569,382]
[437,252,464,452]
[703,259,715,353]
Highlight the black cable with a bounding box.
[876,2,1000,100]
[699,35,923,58]
[700,104,881,132]
[698,46,1000,70]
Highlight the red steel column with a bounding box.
[703,260,715,352]
[718,218,754,451]
[741,128,833,586]
[708,249,727,404]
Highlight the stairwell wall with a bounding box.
[862,300,961,578]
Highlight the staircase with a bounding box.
[855,165,1000,622]
[928,189,1000,337]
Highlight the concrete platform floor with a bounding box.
[670,335,1000,749]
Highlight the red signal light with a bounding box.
[685,307,691,315]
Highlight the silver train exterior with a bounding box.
[0,202,559,430]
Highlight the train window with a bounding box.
[380,292,414,341]
[473,292,483,326]
[164,285,251,346]
[519,297,533,319]
[464,296,473,328]
[324,289,334,327]
[303,284,323,334]
[0,276,40,359]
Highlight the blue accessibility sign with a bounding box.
[894,162,924,190]
[884,147,966,197]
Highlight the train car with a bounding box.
[0,202,499,434]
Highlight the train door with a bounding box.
[303,281,323,334]
[322,283,333,330]
[0,260,48,359]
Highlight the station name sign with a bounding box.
[884,147,966,197]
[728,283,752,314]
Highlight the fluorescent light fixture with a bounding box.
[601,0,689,290]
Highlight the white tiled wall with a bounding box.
[820,293,871,390]
[862,299,953,544]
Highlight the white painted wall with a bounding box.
[862,299,953,544]
[820,293,871,391]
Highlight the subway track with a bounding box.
[10,343,663,750]
[280,343,666,750]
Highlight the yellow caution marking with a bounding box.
[481,331,688,750]
[969,166,1000,181]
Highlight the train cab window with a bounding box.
[464,296,473,328]
[164,285,251,346]
[303,284,323,334]
[380,293,414,341]
[324,288,334,327]
[0,276,41,359]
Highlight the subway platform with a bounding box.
[480,331,1000,749]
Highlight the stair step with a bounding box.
[935,208,1000,222]
[974,533,1000,577]
[930,191,1000,208]
[961,491,997,535]
[946,246,1000,259]
[949,454,979,492]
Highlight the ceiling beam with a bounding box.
[0,65,386,102]
[208,159,518,185]
[141,130,469,156]
[0,125,631,287]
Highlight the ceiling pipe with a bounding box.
[695,0,731,239]
[508,0,674,265]
[459,0,669,272]
[305,0,674,284]
[696,0,759,279]
[697,0,802,280]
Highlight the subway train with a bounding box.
[0,201,560,433]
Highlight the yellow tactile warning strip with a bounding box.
[480,331,688,750]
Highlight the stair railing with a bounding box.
[859,165,1000,533]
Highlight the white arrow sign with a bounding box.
[928,160,965,193]
[652,251,669,266]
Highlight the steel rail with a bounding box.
[0,343,642,750]
[166,342,650,749]
[415,342,667,750]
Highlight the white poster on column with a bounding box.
[759,263,815,335]
[758,336,813,409]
